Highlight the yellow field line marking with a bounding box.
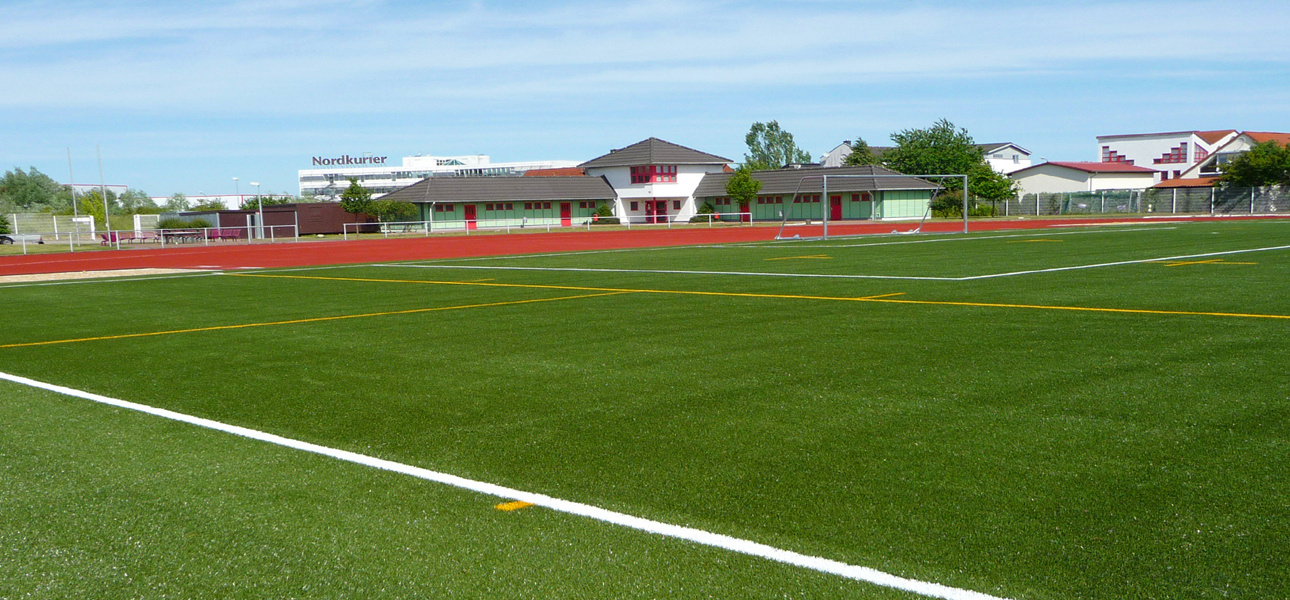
[858,292,906,300]
[1155,258,1258,267]
[234,273,1290,321]
[764,254,832,261]
[0,291,632,349]
[495,501,535,511]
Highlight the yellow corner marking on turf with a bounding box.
[0,291,633,349]
[1158,258,1258,267]
[230,273,1290,321]
[495,501,535,511]
[764,254,832,261]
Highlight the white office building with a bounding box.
[1095,130,1238,183]
[298,153,580,199]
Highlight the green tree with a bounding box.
[843,138,880,166]
[881,119,1016,214]
[244,195,295,211]
[967,162,1018,202]
[164,193,190,212]
[0,214,11,235]
[743,121,812,170]
[367,199,417,222]
[339,178,372,215]
[76,189,116,228]
[0,167,65,211]
[118,188,156,213]
[1217,141,1290,187]
[190,199,227,211]
[881,119,983,183]
[724,165,763,212]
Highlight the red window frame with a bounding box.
[630,165,678,184]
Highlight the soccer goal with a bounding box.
[773,173,969,241]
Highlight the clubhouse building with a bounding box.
[368,138,937,229]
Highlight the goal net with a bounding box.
[772,173,966,241]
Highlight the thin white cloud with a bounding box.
[4,0,1286,115]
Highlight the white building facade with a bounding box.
[298,153,580,199]
[579,138,731,223]
[1009,162,1157,195]
[979,143,1032,174]
[1095,130,1238,183]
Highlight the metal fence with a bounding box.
[998,186,1287,217]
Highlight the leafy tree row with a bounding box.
[1217,141,1290,187]
[734,119,1018,215]
[339,177,415,222]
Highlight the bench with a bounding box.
[210,228,243,241]
[100,231,163,245]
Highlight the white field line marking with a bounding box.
[378,242,1290,283]
[411,227,1175,264]
[0,370,1009,600]
[0,271,221,290]
[375,263,957,281]
[763,227,1176,249]
[957,244,1290,281]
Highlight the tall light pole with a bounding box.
[250,181,262,239]
[232,177,240,208]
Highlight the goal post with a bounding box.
[773,173,969,241]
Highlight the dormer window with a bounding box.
[630,165,678,184]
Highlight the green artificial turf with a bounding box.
[2,219,1288,599]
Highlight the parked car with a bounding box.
[0,234,44,245]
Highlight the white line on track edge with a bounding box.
[0,369,1009,600]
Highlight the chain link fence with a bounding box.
[999,186,1286,217]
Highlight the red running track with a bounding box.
[0,216,1281,277]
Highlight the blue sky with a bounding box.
[3,0,1288,198]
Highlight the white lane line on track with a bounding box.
[375,263,958,281]
[0,370,1010,600]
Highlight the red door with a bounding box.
[560,202,572,227]
[464,205,477,230]
[830,195,843,221]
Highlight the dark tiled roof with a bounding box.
[693,165,940,198]
[977,142,1030,155]
[579,138,732,169]
[380,176,616,204]
[523,167,585,177]
[1033,161,1157,174]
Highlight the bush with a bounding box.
[930,191,997,218]
[0,214,10,235]
[157,217,211,229]
[591,203,618,224]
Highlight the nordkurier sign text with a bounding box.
[312,155,388,166]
